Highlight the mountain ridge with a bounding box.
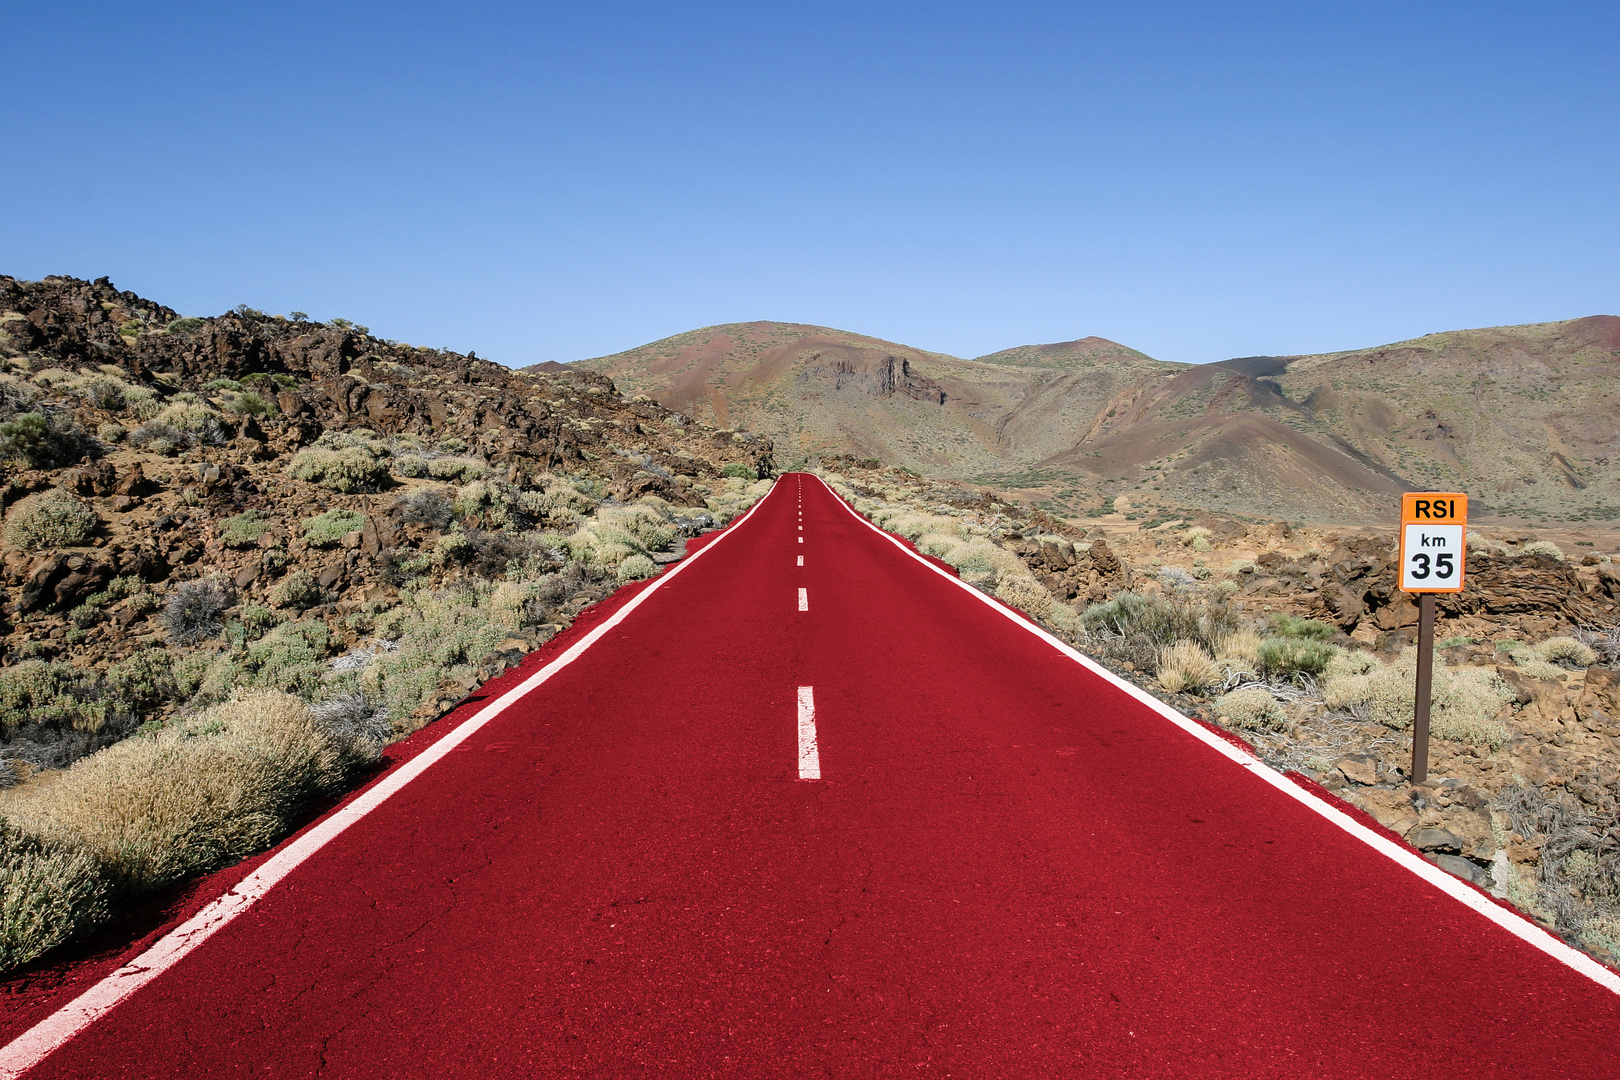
[560,315,1620,523]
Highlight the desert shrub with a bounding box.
[1228,558,1254,574]
[161,579,233,645]
[394,453,429,478]
[453,480,544,530]
[0,412,97,468]
[1190,564,1213,580]
[301,508,366,547]
[204,378,242,392]
[219,510,271,548]
[9,690,379,898]
[97,422,126,443]
[0,818,110,972]
[1530,636,1596,668]
[3,488,99,551]
[1267,614,1336,641]
[721,462,755,479]
[1158,566,1196,589]
[1256,637,1338,681]
[1324,649,1514,748]
[0,661,108,734]
[287,446,389,493]
[398,487,454,529]
[225,390,271,416]
[1182,526,1213,548]
[363,585,522,725]
[1080,591,1238,654]
[269,570,324,610]
[78,376,128,411]
[1157,642,1221,693]
[437,529,537,578]
[616,553,657,581]
[427,456,489,482]
[167,317,205,333]
[1522,540,1564,561]
[151,402,226,445]
[1514,657,1567,681]
[1213,686,1285,731]
[994,574,1052,620]
[309,693,391,751]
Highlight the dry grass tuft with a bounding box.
[0,817,110,970]
[1213,686,1285,731]
[10,690,379,896]
[1157,642,1221,693]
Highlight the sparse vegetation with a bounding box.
[3,488,99,550]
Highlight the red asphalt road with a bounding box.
[6,473,1620,1077]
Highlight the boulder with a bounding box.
[1408,826,1463,853]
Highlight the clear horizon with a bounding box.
[6,2,1616,367]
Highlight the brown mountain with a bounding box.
[564,316,1620,524]
[563,322,1182,478]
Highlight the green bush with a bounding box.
[203,378,243,392]
[394,453,429,478]
[0,817,110,972]
[98,422,126,443]
[1256,637,1338,680]
[721,463,755,479]
[0,661,108,734]
[226,391,272,416]
[1267,614,1336,641]
[219,510,271,548]
[1213,686,1285,731]
[269,569,324,610]
[617,553,657,581]
[287,447,389,493]
[0,412,95,468]
[3,488,99,551]
[301,508,365,547]
[427,456,489,482]
[166,317,205,333]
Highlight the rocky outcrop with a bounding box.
[1010,535,1131,605]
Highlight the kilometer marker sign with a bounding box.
[1398,493,1467,593]
[1397,492,1467,784]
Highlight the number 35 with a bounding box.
[1410,553,1455,580]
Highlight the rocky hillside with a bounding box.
[572,316,1620,524]
[0,274,775,777]
[564,322,1183,478]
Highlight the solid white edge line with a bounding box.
[0,481,789,1079]
[808,474,1620,996]
[797,685,820,780]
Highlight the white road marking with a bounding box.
[798,587,808,611]
[797,555,803,566]
[797,536,803,543]
[797,686,820,780]
[810,474,1620,998]
[0,483,793,1079]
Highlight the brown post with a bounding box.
[1411,592,1436,784]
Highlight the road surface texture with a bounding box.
[4,474,1619,1078]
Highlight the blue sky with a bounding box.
[6,2,1616,365]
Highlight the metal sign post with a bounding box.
[1397,493,1468,783]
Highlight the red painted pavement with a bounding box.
[5,473,1619,1077]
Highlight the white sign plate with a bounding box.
[1399,523,1464,591]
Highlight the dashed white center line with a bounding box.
[797,537,803,543]
[797,555,803,566]
[798,587,808,611]
[797,686,820,780]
